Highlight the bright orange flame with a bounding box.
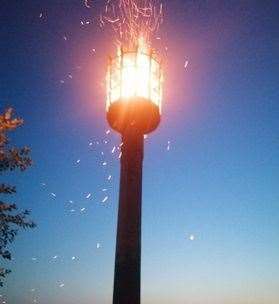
[106,39,163,112]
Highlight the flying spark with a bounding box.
[189,234,195,241]
[84,0,91,8]
[167,140,171,151]
[102,196,108,203]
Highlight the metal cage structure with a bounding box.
[106,47,163,113]
[106,46,163,135]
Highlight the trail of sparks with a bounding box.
[101,0,164,49]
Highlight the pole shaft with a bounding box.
[113,128,144,304]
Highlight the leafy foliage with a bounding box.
[0,108,36,287]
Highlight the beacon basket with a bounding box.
[106,46,163,134]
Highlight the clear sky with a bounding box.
[1,1,279,303]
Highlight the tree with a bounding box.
[0,108,36,287]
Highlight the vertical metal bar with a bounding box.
[148,51,152,101]
[120,48,124,98]
[135,46,139,97]
[108,56,112,109]
[158,59,162,113]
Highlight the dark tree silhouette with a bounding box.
[0,108,36,287]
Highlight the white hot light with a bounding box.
[106,44,163,112]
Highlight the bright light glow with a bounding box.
[106,41,163,112]
[189,234,195,241]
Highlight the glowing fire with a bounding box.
[106,39,163,112]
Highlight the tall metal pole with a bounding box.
[113,127,144,304]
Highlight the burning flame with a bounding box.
[107,38,163,112]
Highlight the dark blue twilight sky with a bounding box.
[1,1,279,303]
